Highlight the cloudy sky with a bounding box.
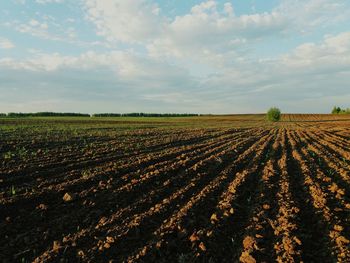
[1,0,350,114]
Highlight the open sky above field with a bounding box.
[1,0,350,114]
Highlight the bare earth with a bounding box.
[0,114,349,262]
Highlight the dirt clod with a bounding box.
[63,192,75,202]
[240,251,256,263]
[189,233,199,242]
[198,242,206,252]
[52,241,61,252]
[37,204,48,210]
[243,236,257,251]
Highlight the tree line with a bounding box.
[0,112,200,118]
[92,113,200,117]
[331,106,350,114]
[4,112,90,117]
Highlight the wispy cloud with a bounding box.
[35,0,64,4]
[1,0,350,113]
[0,37,15,49]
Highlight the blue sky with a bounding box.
[1,0,350,113]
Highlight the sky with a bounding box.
[1,0,350,114]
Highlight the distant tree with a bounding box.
[7,112,90,117]
[92,113,122,117]
[331,106,350,114]
[332,106,339,114]
[92,113,199,117]
[267,107,281,122]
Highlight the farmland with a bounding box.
[0,114,350,262]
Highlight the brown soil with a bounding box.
[0,115,349,262]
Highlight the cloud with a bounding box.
[2,30,350,113]
[3,17,82,46]
[0,38,15,49]
[0,50,196,93]
[83,0,163,43]
[281,32,350,71]
[277,0,350,30]
[148,4,286,61]
[196,31,350,111]
[79,0,350,85]
[13,0,26,4]
[0,50,201,113]
[8,19,53,40]
[35,0,64,4]
[2,0,350,113]
[83,0,287,56]
[83,0,349,59]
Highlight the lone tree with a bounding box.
[267,107,281,122]
[331,106,350,114]
[332,106,341,114]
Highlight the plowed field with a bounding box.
[1,114,350,262]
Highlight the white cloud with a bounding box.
[11,19,52,39]
[324,32,350,53]
[277,0,350,30]
[201,31,350,108]
[0,38,15,49]
[149,6,285,60]
[83,0,163,43]
[4,18,79,44]
[281,32,350,71]
[82,0,350,62]
[0,49,200,112]
[223,2,234,16]
[35,0,64,4]
[83,0,287,55]
[65,18,75,23]
[191,0,217,14]
[29,19,39,26]
[2,30,350,113]
[13,0,26,4]
[2,0,350,113]
[168,0,348,59]
[0,50,192,85]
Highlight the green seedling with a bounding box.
[327,169,336,176]
[18,147,29,159]
[82,169,93,179]
[10,185,16,196]
[4,151,15,160]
